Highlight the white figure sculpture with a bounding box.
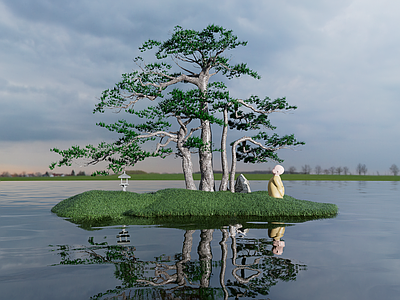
[268,165,285,198]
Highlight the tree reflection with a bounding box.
[51,223,306,299]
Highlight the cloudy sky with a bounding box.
[1,0,399,175]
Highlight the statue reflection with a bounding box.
[268,223,286,255]
[52,223,305,299]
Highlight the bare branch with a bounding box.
[184,126,201,143]
[236,99,273,115]
[171,57,197,75]
[136,131,178,142]
[234,136,293,151]
[210,58,232,76]
[230,136,294,192]
[155,137,174,154]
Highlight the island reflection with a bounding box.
[53,222,307,299]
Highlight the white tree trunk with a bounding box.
[199,118,214,191]
[197,229,214,288]
[230,137,250,193]
[177,121,196,190]
[181,149,196,190]
[230,140,239,193]
[219,106,229,191]
[198,74,214,191]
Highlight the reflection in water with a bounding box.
[268,223,285,255]
[52,224,306,299]
[116,225,130,245]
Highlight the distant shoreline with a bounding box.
[1,173,399,181]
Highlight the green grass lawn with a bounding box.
[2,172,399,181]
[51,188,338,227]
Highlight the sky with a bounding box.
[1,0,399,175]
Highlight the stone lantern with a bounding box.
[118,171,131,191]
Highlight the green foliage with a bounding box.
[143,25,248,63]
[228,96,297,131]
[94,24,259,115]
[50,136,168,175]
[51,189,338,223]
[236,133,305,164]
[50,24,303,178]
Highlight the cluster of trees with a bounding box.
[0,170,87,178]
[50,25,304,192]
[0,171,44,178]
[286,163,399,176]
[285,165,349,175]
[286,165,352,175]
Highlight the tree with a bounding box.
[356,163,367,175]
[288,166,297,174]
[315,165,322,175]
[329,166,335,175]
[390,164,399,176]
[343,166,349,175]
[94,87,220,190]
[50,25,303,191]
[301,164,311,174]
[212,87,303,191]
[336,166,343,175]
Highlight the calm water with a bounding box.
[0,180,399,299]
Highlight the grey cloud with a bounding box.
[1,0,400,173]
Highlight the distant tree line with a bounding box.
[285,163,399,176]
[0,170,87,178]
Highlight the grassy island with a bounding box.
[51,188,338,225]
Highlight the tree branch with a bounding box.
[172,57,197,75]
[236,99,277,115]
[155,137,175,154]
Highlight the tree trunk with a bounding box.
[219,105,229,191]
[177,119,196,190]
[198,75,214,191]
[219,229,229,300]
[176,230,195,286]
[181,149,196,190]
[182,230,195,261]
[197,229,214,288]
[230,137,250,193]
[199,118,214,191]
[230,139,240,193]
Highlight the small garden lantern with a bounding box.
[118,171,131,191]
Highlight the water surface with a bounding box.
[0,180,399,299]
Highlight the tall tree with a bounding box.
[356,163,367,175]
[210,84,304,191]
[50,25,303,191]
[51,87,222,190]
[343,166,349,175]
[336,166,343,175]
[389,164,399,176]
[315,165,322,175]
[94,25,259,191]
[301,164,312,174]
